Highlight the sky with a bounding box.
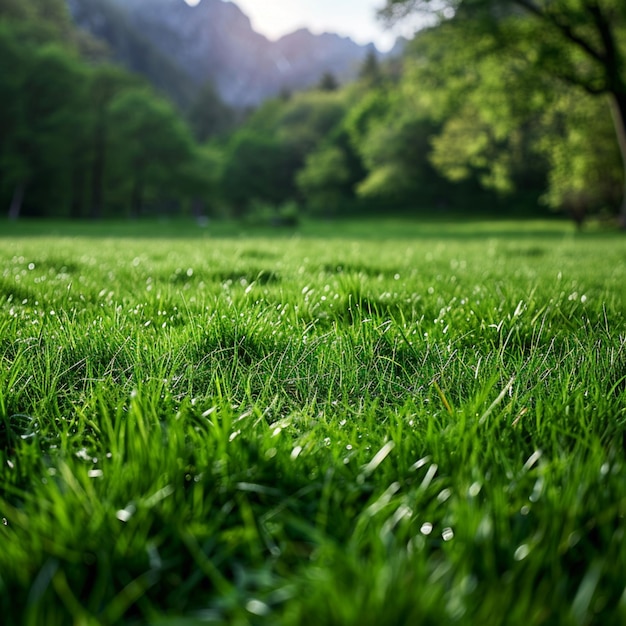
[184,0,418,51]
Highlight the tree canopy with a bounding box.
[380,0,626,222]
[2,0,624,225]
[0,0,226,219]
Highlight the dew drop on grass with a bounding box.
[529,476,545,502]
[442,527,455,542]
[522,450,542,473]
[468,482,482,497]
[514,544,530,561]
[290,446,302,460]
[420,522,433,536]
[410,456,431,472]
[75,448,91,462]
[116,505,136,522]
[477,516,493,539]
[437,488,452,503]
[246,599,270,617]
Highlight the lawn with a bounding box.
[1,218,625,625]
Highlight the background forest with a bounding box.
[0,0,624,226]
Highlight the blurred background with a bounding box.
[0,0,624,229]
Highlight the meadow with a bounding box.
[1,218,625,625]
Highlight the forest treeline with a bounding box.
[1,0,624,224]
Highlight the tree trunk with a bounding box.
[8,183,25,220]
[609,92,626,228]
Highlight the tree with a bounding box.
[0,33,87,218]
[0,0,81,47]
[538,88,623,226]
[380,0,626,223]
[297,145,351,213]
[275,90,349,171]
[107,88,195,217]
[176,143,224,218]
[217,89,352,216]
[358,49,383,87]
[355,112,447,204]
[403,28,550,204]
[220,130,293,217]
[318,72,339,92]
[343,80,456,208]
[87,65,140,219]
[186,81,234,142]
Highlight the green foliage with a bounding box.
[107,88,195,216]
[70,0,198,108]
[297,146,351,212]
[0,0,74,40]
[317,71,339,92]
[357,113,442,200]
[0,0,210,220]
[218,90,353,216]
[186,81,235,142]
[358,50,384,87]
[0,221,625,623]
[0,28,88,218]
[275,90,349,157]
[220,131,295,217]
[3,0,625,222]
[538,92,623,221]
[380,0,626,220]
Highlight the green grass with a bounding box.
[1,218,625,625]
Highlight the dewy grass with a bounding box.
[0,220,625,625]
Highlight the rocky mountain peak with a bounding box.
[68,0,382,107]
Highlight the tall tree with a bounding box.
[0,33,86,218]
[186,81,234,143]
[296,145,351,212]
[358,49,383,87]
[107,88,195,217]
[87,65,139,219]
[220,130,294,217]
[381,0,626,223]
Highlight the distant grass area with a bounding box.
[1,218,625,625]
[0,214,587,239]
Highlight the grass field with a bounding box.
[1,218,626,625]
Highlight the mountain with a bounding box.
[67,0,198,108]
[67,0,381,107]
